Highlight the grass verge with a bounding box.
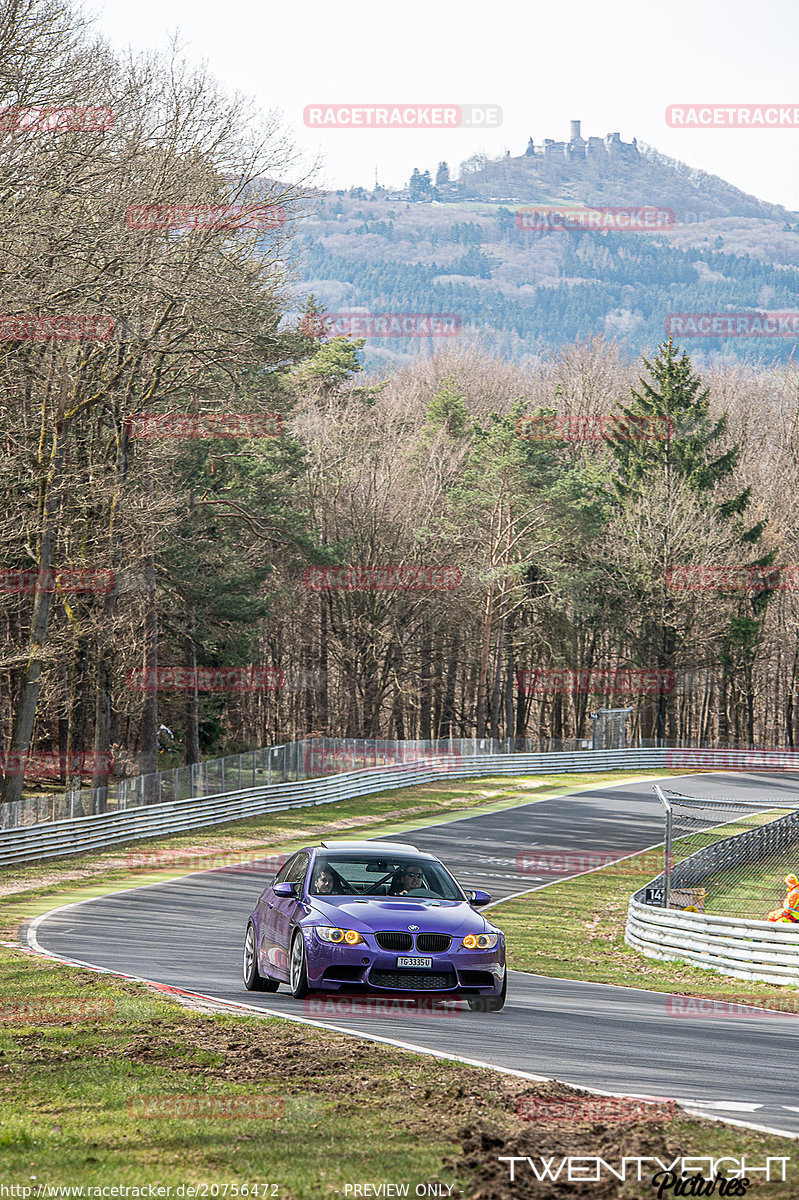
[0,945,798,1197]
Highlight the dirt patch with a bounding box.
[449,1121,687,1200]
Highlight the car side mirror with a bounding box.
[468,889,491,907]
[273,880,298,897]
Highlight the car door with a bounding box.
[259,853,301,977]
[271,851,310,973]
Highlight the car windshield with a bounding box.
[309,855,463,901]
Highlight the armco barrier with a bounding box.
[626,896,799,986]
[626,798,799,985]
[0,748,671,867]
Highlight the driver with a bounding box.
[390,865,425,895]
[312,867,335,895]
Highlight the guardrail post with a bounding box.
[221,758,225,793]
[238,754,242,790]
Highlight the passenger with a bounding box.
[390,865,425,895]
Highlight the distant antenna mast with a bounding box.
[374,164,379,190]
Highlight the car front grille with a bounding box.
[375,932,413,952]
[370,969,456,991]
[416,933,451,953]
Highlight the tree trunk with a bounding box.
[475,583,494,738]
[419,621,432,741]
[1,418,67,808]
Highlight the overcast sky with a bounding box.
[91,0,799,210]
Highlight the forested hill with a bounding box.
[293,139,799,370]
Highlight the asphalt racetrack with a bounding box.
[27,772,799,1137]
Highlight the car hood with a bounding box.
[306,895,494,935]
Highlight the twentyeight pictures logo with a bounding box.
[304,104,502,128]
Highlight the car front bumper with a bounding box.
[304,931,505,995]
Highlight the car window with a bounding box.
[285,852,309,886]
[273,853,299,885]
[311,855,463,900]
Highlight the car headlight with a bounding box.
[315,926,365,946]
[462,933,499,950]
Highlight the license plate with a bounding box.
[397,956,433,969]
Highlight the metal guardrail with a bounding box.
[626,800,799,985]
[626,898,799,986]
[0,747,671,867]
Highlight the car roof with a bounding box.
[314,840,436,858]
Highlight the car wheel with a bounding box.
[289,930,310,998]
[243,922,279,992]
[468,969,507,1013]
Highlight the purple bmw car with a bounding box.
[243,839,507,1011]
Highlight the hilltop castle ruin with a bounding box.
[524,120,639,162]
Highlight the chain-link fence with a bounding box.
[640,786,799,920]
[0,734,595,830]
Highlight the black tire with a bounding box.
[289,930,310,999]
[468,969,507,1012]
[243,922,279,992]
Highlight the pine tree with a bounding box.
[605,336,772,744]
